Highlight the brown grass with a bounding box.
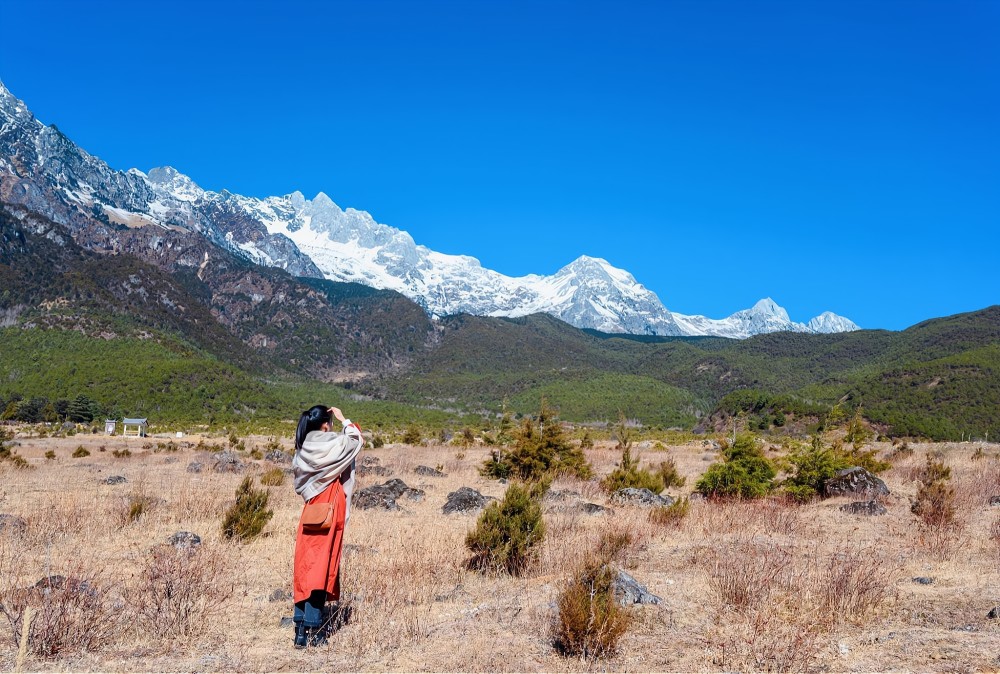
[0,433,997,671]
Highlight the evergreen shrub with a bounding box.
[696,433,775,499]
[465,480,547,575]
[222,477,274,542]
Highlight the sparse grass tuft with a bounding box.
[649,496,690,527]
[259,467,285,487]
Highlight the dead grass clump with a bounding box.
[816,548,898,625]
[703,538,793,610]
[912,455,956,527]
[258,467,285,487]
[221,476,273,542]
[0,567,120,659]
[649,496,690,527]
[116,488,158,527]
[709,606,824,674]
[131,543,234,638]
[656,455,686,489]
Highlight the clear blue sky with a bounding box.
[1,0,997,330]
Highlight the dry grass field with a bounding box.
[0,430,998,672]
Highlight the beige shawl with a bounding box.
[293,423,363,519]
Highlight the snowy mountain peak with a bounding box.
[147,166,205,202]
[0,80,31,120]
[807,311,860,333]
[748,297,791,322]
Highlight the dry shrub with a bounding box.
[816,549,898,625]
[72,446,89,458]
[116,487,158,527]
[0,565,120,659]
[694,498,802,539]
[649,497,690,527]
[259,467,285,487]
[552,530,635,660]
[131,543,234,639]
[656,455,686,489]
[703,538,793,610]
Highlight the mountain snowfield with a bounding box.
[0,81,857,338]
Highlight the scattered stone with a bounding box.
[265,450,291,464]
[269,588,292,603]
[186,462,203,473]
[839,500,888,516]
[103,475,127,485]
[988,606,1000,620]
[912,577,934,585]
[613,569,661,606]
[443,487,494,514]
[163,457,179,464]
[989,495,1000,507]
[610,488,674,508]
[838,642,850,656]
[0,514,28,536]
[168,531,202,549]
[544,489,581,502]
[415,465,445,477]
[32,575,95,596]
[579,502,613,516]
[353,479,424,510]
[357,464,391,477]
[360,455,381,467]
[824,467,890,498]
[212,451,245,473]
[279,616,295,628]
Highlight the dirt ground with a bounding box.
[0,429,998,672]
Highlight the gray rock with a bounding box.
[544,489,581,502]
[186,461,203,473]
[989,495,1000,507]
[414,465,445,477]
[269,588,292,603]
[988,606,1000,620]
[103,475,127,485]
[579,502,614,516]
[0,514,27,535]
[279,616,295,628]
[839,500,887,516]
[614,570,661,606]
[912,577,934,585]
[167,531,201,549]
[824,467,890,498]
[357,464,391,477]
[212,451,245,473]
[353,479,423,510]
[610,488,674,508]
[265,450,290,464]
[360,455,381,467]
[443,487,494,514]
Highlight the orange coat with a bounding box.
[293,479,347,603]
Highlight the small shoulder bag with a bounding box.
[300,502,334,532]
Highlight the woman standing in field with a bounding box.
[291,405,364,648]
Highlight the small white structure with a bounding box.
[104,419,117,435]
[122,418,148,438]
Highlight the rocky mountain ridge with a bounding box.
[0,81,858,337]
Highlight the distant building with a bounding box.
[122,418,148,438]
[104,419,116,435]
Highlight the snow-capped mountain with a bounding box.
[0,81,858,338]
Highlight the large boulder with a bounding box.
[824,467,889,498]
[212,451,246,473]
[265,450,291,465]
[443,487,494,514]
[610,488,674,508]
[353,479,424,511]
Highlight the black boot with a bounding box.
[294,622,308,649]
[309,623,329,648]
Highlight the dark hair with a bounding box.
[295,405,333,450]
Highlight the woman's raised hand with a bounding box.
[329,407,346,423]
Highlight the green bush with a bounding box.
[695,433,774,499]
[72,446,90,458]
[465,480,547,575]
[782,436,851,502]
[601,446,663,493]
[656,456,686,489]
[222,477,274,542]
[481,403,592,481]
[401,425,422,445]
